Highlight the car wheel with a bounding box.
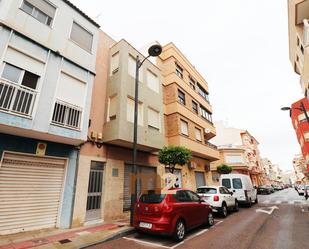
[234,200,239,212]
[173,219,186,242]
[221,203,228,217]
[206,211,214,227]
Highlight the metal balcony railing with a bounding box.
[205,141,218,150]
[51,99,82,130]
[0,78,37,117]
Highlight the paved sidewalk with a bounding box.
[0,221,134,249]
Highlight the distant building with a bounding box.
[211,121,265,186]
[292,154,308,183]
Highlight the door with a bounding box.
[222,187,234,207]
[85,161,104,221]
[186,190,204,226]
[123,165,156,211]
[195,172,206,188]
[0,152,66,235]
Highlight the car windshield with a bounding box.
[197,188,217,194]
[222,179,231,189]
[139,193,166,204]
[232,178,242,189]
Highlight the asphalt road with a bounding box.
[88,188,309,249]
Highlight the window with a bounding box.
[70,22,93,52]
[186,190,200,202]
[197,83,209,102]
[21,0,56,26]
[128,55,143,82]
[52,100,82,129]
[174,190,190,202]
[222,179,231,189]
[140,194,166,204]
[127,97,143,125]
[178,90,185,105]
[107,95,117,121]
[0,63,39,116]
[297,36,300,46]
[197,187,217,194]
[192,101,198,114]
[189,76,196,90]
[200,105,212,123]
[225,155,244,164]
[110,52,119,75]
[175,63,183,78]
[148,108,160,130]
[180,119,188,136]
[195,127,202,141]
[232,178,243,189]
[146,70,159,93]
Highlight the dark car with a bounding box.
[134,188,214,241]
[257,185,272,195]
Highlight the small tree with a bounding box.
[158,146,192,173]
[217,164,232,174]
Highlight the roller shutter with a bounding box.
[123,165,156,211]
[0,152,66,235]
[195,172,206,188]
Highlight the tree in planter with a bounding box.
[158,146,192,174]
[217,164,232,174]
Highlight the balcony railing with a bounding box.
[51,99,82,130]
[205,141,218,150]
[0,78,37,117]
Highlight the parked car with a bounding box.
[297,185,309,195]
[197,185,238,217]
[134,189,214,241]
[257,185,273,195]
[220,174,258,206]
[272,185,283,191]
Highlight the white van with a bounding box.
[220,174,257,206]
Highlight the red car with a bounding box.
[133,188,214,241]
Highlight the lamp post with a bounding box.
[281,101,309,123]
[130,44,162,226]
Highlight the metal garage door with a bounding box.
[195,171,206,188]
[0,152,66,235]
[123,165,156,211]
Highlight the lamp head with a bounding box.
[148,44,162,57]
[281,107,291,111]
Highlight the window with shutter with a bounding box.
[70,22,93,52]
[127,97,143,125]
[108,95,117,121]
[180,120,188,135]
[110,52,119,75]
[148,108,160,130]
[195,128,202,141]
[146,70,159,93]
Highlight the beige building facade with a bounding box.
[288,0,309,95]
[157,43,219,190]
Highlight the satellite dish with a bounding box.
[205,128,211,134]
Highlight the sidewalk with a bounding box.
[0,220,134,249]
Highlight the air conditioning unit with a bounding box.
[188,161,197,170]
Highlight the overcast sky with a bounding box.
[71,0,303,171]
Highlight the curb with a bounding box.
[78,227,135,248]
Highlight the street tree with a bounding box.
[217,164,233,174]
[158,146,192,174]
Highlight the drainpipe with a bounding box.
[69,141,85,228]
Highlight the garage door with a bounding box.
[0,152,66,235]
[195,171,206,188]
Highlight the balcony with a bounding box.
[0,78,37,117]
[51,99,82,130]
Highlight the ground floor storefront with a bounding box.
[0,133,78,235]
[72,145,214,228]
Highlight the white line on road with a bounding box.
[262,200,270,204]
[256,206,279,215]
[123,236,171,249]
[275,200,281,204]
[214,220,223,226]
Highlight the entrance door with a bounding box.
[86,161,104,221]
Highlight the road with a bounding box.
[87,188,309,249]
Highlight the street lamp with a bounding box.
[130,44,162,226]
[281,102,309,123]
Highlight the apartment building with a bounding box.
[211,121,265,186]
[157,43,219,189]
[290,97,309,180]
[72,39,165,226]
[0,0,99,235]
[292,154,308,183]
[288,0,309,95]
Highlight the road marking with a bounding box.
[262,200,270,204]
[123,236,171,248]
[170,241,184,249]
[256,206,279,215]
[214,220,223,226]
[275,200,281,204]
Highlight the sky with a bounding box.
[71,0,303,171]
